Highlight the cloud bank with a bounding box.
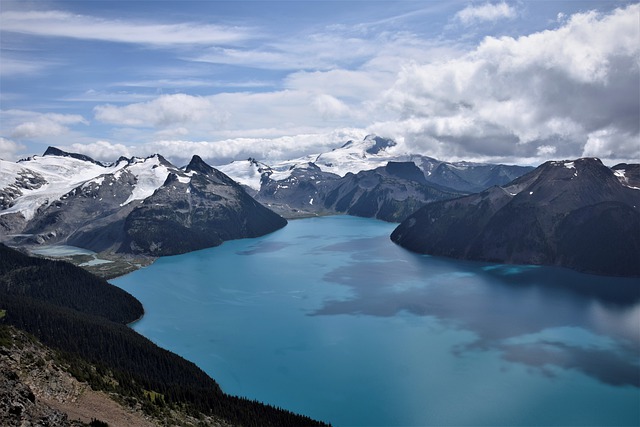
[376,4,640,163]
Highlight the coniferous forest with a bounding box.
[0,244,329,426]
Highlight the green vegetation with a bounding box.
[0,243,329,426]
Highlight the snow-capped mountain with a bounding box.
[0,148,286,255]
[218,135,534,195]
[217,135,534,220]
[391,158,640,276]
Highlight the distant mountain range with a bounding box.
[218,135,534,220]
[0,136,533,256]
[391,158,640,277]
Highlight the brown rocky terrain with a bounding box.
[0,325,232,427]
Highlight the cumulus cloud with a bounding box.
[63,140,133,162]
[94,94,227,128]
[313,95,353,120]
[5,110,88,139]
[455,2,517,25]
[93,89,369,141]
[0,137,26,160]
[379,4,640,163]
[0,10,251,46]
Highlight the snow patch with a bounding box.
[120,156,170,206]
[216,160,263,191]
[1,155,125,220]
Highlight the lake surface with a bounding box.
[112,216,640,426]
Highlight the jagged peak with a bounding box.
[163,172,180,185]
[185,155,214,175]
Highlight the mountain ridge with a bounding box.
[391,157,640,277]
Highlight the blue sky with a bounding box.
[1,0,638,166]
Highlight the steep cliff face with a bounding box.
[391,158,640,276]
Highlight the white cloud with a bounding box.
[60,128,367,165]
[93,90,370,141]
[313,95,353,120]
[94,94,226,128]
[380,4,640,163]
[582,128,639,161]
[5,110,88,139]
[63,140,133,162]
[455,2,517,25]
[0,137,26,160]
[0,10,252,46]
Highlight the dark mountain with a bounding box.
[612,163,640,188]
[255,162,341,217]
[391,158,640,276]
[254,161,464,221]
[419,159,535,193]
[321,162,464,222]
[119,156,287,256]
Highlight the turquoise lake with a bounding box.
[112,215,640,426]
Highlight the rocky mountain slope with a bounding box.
[1,325,154,427]
[0,149,286,256]
[391,158,640,276]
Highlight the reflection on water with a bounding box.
[312,233,640,388]
[113,216,640,426]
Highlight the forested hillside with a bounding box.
[0,244,328,426]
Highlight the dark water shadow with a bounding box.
[236,241,292,255]
[309,235,640,388]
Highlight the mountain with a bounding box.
[319,162,463,222]
[391,158,640,277]
[248,160,464,221]
[217,135,532,221]
[0,148,286,256]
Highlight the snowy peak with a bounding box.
[312,135,402,177]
